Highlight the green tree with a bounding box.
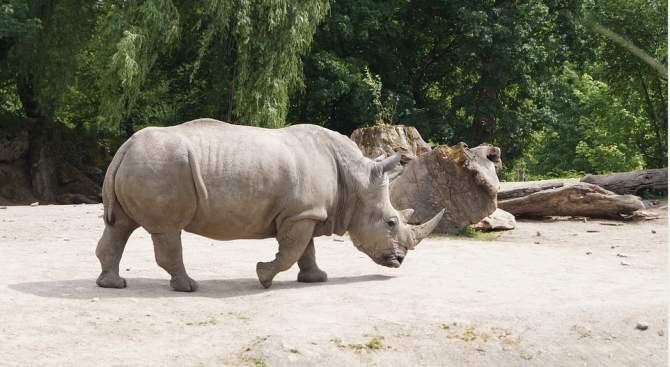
[292,0,590,163]
[93,0,329,130]
[0,0,331,202]
[586,0,667,168]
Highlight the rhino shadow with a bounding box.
[8,274,395,299]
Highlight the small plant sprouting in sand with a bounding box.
[347,335,392,352]
[442,323,512,342]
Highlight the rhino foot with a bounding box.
[297,268,328,283]
[96,272,127,289]
[170,275,198,292]
[256,262,277,289]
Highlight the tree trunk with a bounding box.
[471,54,501,144]
[16,73,60,203]
[497,182,645,219]
[580,169,668,195]
[470,143,502,173]
[389,143,499,234]
[29,134,58,203]
[350,125,432,164]
[351,126,501,234]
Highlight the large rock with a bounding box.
[0,163,37,205]
[0,130,30,163]
[389,143,499,234]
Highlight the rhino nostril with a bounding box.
[396,255,404,264]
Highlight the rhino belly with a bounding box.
[183,195,285,241]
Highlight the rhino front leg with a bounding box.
[297,239,328,283]
[257,220,315,289]
[151,231,198,292]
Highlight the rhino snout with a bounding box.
[380,252,405,268]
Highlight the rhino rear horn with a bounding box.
[409,209,445,249]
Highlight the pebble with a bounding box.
[620,261,630,266]
[91,297,101,302]
[636,322,649,330]
[616,253,628,258]
[30,202,39,207]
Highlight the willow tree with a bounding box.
[0,0,330,202]
[95,0,330,130]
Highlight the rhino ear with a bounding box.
[371,151,401,184]
[379,151,401,173]
[373,152,388,162]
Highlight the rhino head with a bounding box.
[348,152,444,268]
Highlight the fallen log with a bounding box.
[498,179,567,200]
[497,182,645,219]
[580,168,668,195]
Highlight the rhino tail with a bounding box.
[102,139,131,226]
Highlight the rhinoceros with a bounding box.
[95,118,444,291]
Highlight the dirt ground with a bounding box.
[0,203,667,366]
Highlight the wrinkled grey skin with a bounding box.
[96,119,444,291]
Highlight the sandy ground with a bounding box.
[0,203,667,366]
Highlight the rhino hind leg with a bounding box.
[297,239,328,283]
[256,220,316,289]
[96,203,139,289]
[151,231,198,292]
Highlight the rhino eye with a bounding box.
[386,218,398,228]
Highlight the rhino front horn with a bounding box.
[409,209,445,249]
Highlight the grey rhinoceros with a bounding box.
[95,118,444,291]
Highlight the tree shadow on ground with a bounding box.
[8,274,395,300]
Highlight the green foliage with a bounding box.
[291,0,591,162]
[1,0,96,119]
[363,66,396,126]
[587,0,668,168]
[0,0,666,181]
[72,0,330,130]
